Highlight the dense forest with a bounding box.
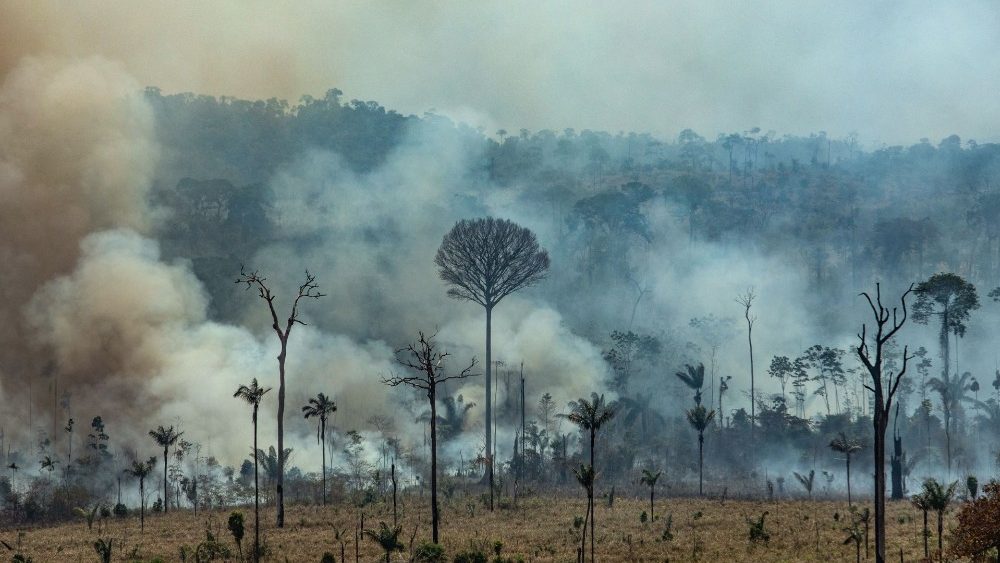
[4,83,1000,537]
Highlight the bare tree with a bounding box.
[735,289,756,455]
[855,282,914,563]
[236,267,324,527]
[382,331,477,544]
[434,217,549,510]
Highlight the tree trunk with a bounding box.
[321,419,327,505]
[940,309,951,474]
[846,455,852,506]
[163,446,169,513]
[485,305,493,512]
[746,319,755,461]
[649,487,654,521]
[890,433,904,500]
[430,385,440,544]
[922,508,928,559]
[698,433,704,496]
[277,336,287,528]
[253,408,260,563]
[937,510,943,561]
[391,462,397,527]
[589,428,595,563]
[139,481,145,531]
[874,408,887,563]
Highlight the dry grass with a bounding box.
[0,493,952,562]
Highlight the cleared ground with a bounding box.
[0,495,951,562]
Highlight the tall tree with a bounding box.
[124,457,156,531]
[855,282,914,563]
[382,331,477,544]
[234,378,271,563]
[829,432,863,506]
[435,217,549,510]
[236,267,324,527]
[685,404,716,496]
[148,425,182,514]
[913,273,979,473]
[736,289,756,455]
[562,393,615,563]
[302,393,337,506]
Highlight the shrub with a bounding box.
[320,553,336,563]
[227,511,245,555]
[414,542,446,563]
[950,480,1000,560]
[113,503,128,518]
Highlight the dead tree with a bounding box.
[236,267,324,528]
[382,331,477,544]
[434,217,549,510]
[856,282,914,563]
[735,289,756,460]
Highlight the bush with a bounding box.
[453,546,487,563]
[950,480,1000,560]
[320,553,336,563]
[227,511,245,553]
[113,503,128,518]
[414,542,446,563]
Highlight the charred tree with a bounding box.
[382,331,477,544]
[856,282,914,563]
[890,404,905,500]
[236,267,324,527]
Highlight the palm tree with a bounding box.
[911,492,931,560]
[685,404,715,495]
[562,394,615,563]
[302,392,337,506]
[434,394,476,441]
[925,370,976,473]
[573,464,595,563]
[256,446,293,489]
[235,378,271,562]
[7,462,18,488]
[124,457,156,531]
[618,395,665,440]
[829,432,863,506]
[921,478,958,561]
[39,455,58,475]
[675,363,706,405]
[364,521,403,563]
[794,470,815,500]
[148,425,182,513]
[640,469,662,520]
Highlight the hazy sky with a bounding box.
[3,1,999,143]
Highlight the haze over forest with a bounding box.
[2,1,1000,521]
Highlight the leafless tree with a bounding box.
[856,282,914,563]
[382,331,477,544]
[735,288,756,455]
[434,217,549,510]
[236,266,324,528]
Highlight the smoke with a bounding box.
[3,2,999,144]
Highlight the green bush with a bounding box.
[414,542,446,563]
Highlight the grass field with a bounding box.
[1,494,952,562]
